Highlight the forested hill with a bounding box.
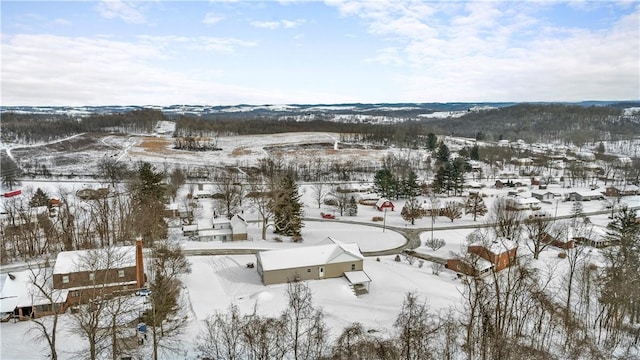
[1,102,639,146]
[425,103,640,144]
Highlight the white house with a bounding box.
[191,214,248,241]
[256,237,365,285]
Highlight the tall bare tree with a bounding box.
[283,281,327,360]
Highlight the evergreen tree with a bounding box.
[131,162,167,245]
[272,172,304,237]
[30,188,49,208]
[470,144,480,161]
[347,196,358,216]
[402,170,421,198]
[426,133,438,151]
[436,142,450,164]
[373,168,395,199]
[601,207,640,325]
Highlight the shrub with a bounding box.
[558,252,567,259]
[394,254,401,262]
[372,216,384,222]
[431,262,444,275]
[425,238,446,251]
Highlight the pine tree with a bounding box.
[436,142,450,164]
[426,133,438,151]
[131,162,167,245]
[373,168,395,199]
[30,188,49,208]
[402,171,421,198]
[601,207,640,325]
[347,196,358,216]
[272,172,304,237]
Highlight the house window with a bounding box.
[307,268,311,273]
[351,264,356,271]
[122,285,128,290]
[89,273,95,281]
[72,291,79,297]
[118,270,125,278]
[62,275,69,284]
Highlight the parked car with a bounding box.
[135,288,152,297]
[321,212,335,219]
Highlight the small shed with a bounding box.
[375,198,395,212]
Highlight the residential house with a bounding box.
[542,231,574,250]
[505,196,542,211]
[566,190,604,201]
[605,185,640,197]
[531,191,555,202]
[256,237,366,285]
[468,238,518,272]
[445,254,493,278]
[191,214,248,241]
[375,198,395,212]
[0,270,68,320]
[572,225,611,248]
[52,240,145,306]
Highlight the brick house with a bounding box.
[52,240,145,306]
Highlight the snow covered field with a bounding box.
[2,127,640,359]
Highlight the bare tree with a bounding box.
[400,197,423,225]
[247,176,275,241]
[394,292,437,360]
[242,312,287,360]
[215,171,242,219]
[283,281,327,360]
[310,183,329,209]
[330,186,351,216]
[464,193,488,221]
[524,213,563,260]
[197,304,245,360]
[488,197,524,241]
[442,201,462,223]
[26,257,64,360]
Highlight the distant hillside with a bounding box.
[424,103,640,143]
[1,102,639,146]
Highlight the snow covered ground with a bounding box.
[2,127,640,359]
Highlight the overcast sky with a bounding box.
[1,0,639,106]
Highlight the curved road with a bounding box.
[2,207,637,274]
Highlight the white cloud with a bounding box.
[95,0,146,24]
[251,21,281,29]
[203,12,225,25]
[0,34,274,106]
[250,19,305,29]
[325,1,640,101]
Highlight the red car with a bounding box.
[321,212,336,219]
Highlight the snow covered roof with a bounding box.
[344,271,371,284]
[375,198,393,207]
[573,190,604,197]
[470,238,517,254]
[257,237,364,271]
[0,270,68,312]
[53,246,136,274]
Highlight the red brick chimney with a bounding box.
[135,237,145,288]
